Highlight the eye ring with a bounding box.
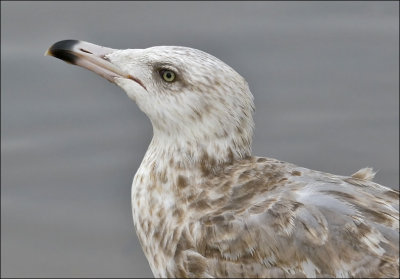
[159,69,176,82]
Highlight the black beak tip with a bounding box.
[46,39,80,64]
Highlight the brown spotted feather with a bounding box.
[165,157,399,278]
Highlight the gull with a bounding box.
[46,40,399,278]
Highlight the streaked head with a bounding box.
[46,40,254,160]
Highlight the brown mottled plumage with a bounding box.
[46,40,399,278]
[134,155,398,278]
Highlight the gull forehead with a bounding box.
[116,45,231,67]
[106,46,215,69]
[106,45,247,89]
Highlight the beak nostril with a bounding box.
[79,48,92,54]
[101,55,110,62]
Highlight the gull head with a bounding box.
[46,40,255,160]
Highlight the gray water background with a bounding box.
[1,1,398,277]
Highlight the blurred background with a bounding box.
[1,1,398,278]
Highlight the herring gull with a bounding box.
[46,40,399,278]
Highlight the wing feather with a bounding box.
[179,157,399,278]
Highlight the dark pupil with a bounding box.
[166,72,172,79]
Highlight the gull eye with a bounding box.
[159,69,176,82]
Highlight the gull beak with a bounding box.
[45,40,134,84]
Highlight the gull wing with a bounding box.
[174,157,399,278]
